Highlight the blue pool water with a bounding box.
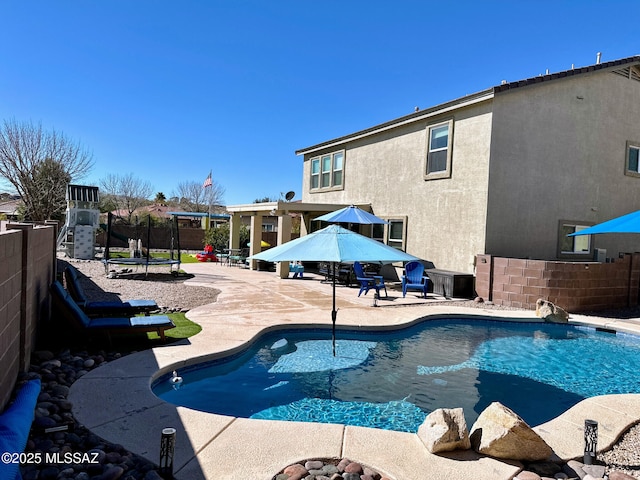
[152,319,640,432]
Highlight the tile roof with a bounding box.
[493,55,640,93]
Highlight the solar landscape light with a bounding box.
[583,419,598,465]
[160,427,177,479]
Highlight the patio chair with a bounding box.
[353,261,388,298]
[50,281,175,341]
[64,265,158,317]
[402,261,429,298]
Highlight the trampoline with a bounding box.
[103,212,182,277]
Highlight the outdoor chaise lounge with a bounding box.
[402,261,430,298]
[51,281,175,341]
[0,378,40,480]
[64,265,158,316]
[353,261,388,298]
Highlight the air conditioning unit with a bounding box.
[594,248,606,262]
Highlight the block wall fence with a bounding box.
[475,253,640,312]
[0,224,56,411]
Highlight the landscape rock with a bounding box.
[344,462,363,474]
[608,470,637,480]
[469,402,553,461]
[515,471,541,480]
[305,460,324,471]
[582,464,606,478]
[535,299,569,323]
[564,460,585,478]
[283,463,308,480]
[417,407,471,453]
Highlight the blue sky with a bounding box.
[1,1,638,205]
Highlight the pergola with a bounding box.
[225,201,373,277]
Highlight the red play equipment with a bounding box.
[196,244,218,262]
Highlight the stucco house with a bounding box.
[293,54,640,275]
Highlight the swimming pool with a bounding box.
[153,318,640,432]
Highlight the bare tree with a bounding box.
[0,119,93,220]
[100,173,153,224]
[174,179,225,212]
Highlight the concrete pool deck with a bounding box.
[68,262,640,480]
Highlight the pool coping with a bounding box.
[68,263,640,480]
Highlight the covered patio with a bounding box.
[225,201,386,278]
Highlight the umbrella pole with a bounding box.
[332,262,337,357]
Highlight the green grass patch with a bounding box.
[147,312,202,341]
[107,251,200,263]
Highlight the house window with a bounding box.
[425,120,453,180]
[372,223,384,242]
[310,151,345,191]
[387,218,406,250]
[558,221,592,258]
[625,142,640,177]
[311,159,320,189]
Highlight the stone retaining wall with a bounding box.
[0,224,55,410]
[475,253,640,312]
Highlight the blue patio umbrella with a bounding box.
[315,205,388,225]
[250,224,418,355]
[568,210,640,236]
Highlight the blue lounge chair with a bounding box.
[64,265,158,316]
[0,379,40,480]
[353,261,387,298]
[402,261,429,298]
[50,281,175,341]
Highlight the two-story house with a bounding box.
[294,55,640,275]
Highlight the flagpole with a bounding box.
[204,170,212,229]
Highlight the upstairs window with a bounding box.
[310,151,345,191]
[626,142,640,177]
[425,120,453,180]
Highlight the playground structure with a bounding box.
[103,212,181,277]
[56,184,100,259]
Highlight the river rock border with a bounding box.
[273,457,392,480]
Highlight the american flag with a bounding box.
[203,171,212,188]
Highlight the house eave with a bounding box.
[296,55,640,158]
[493,54,640,93]
[295,88,495,157]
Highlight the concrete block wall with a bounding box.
[0,224,56,411]
[0,230,23,410]
[476,253,640,312]
[17,225,56,370]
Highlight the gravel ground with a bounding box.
[59,258,640,479]
[59,258,220,311]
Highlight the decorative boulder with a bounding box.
[469,402,553,461]
[535,299,569,323]
[418,407,471,453]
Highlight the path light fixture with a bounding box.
[584,419,598,465]
[160,427,177,479]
